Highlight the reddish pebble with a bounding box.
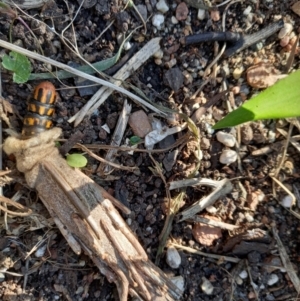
[232,86,240,94]
[280,36,290,47]
[176,2,189,21]
[192,215,222,246]
[210,9,220,22]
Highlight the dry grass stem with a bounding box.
[272,226,300,294]
[98,99,132,175]
[170,178,233,222]
[170,242,240,263]
[68,37,164,126]
[188,215,240,231]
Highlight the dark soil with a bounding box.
[0,0,300,301]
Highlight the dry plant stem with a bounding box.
[274,123,293,178]
[272,226,300,294]
[177,178,233,222]
[68,37,163,126]
[98,99,132,174]
[0,39,166,119]
[246,261,259,300]
[3,0,49,9]
[78,143,138,172]
[270,176,296,206]
[277,128,300,153]
[3,128,182,301]
[170,242,240,263]
[188,215,239,231]
[77,133,190,153]
[0,195,32,216]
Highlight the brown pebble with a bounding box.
[106,112,118,129]
[176,2,189,21]
[241,124,253,145]
[200,137,210,150]
[98,127,107,140]
[128,110,152,138]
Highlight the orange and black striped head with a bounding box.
[22,82,57,139]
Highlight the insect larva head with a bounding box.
[33,81,57,105]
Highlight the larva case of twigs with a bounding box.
[3,128,183,301]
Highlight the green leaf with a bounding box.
[129,136,141,145]
[2,51,31,83]
[213,70,300,129]
[66,154,87,168]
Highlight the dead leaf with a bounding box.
[246,63,287,89]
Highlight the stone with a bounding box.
[197,9,206,20]
[216,131,236,147]
[156,0,169,13]
[192,216,222,246]
[152,14,165,28]
[219,149,237,165]
[166,246,181,269]
[128,110,152,138]
[267,274,279,286]
[200,277,214,295]
[163,67,184,91]
[176,2,189,21]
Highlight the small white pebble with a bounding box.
[171,16,179,24]
[156,0,169,13]
[75,286,84,295]
[166,246,181,269]
[35,244,47,258]
[153,48,164,59]
[171,276,185,292]
[197,8,206,20]
[124,41,131,51]
[239,270,248,279]
[154,58,162,65]
[235,276,243,285]
[201,277,214,295]
[245,212,254,223]
[126,218,132,226]
[152,14,165,28]
[101,124,110,134]
[233,67,244,79]
[216,131,236,147]
[219,149,238,165]
[267,274,279,286]
[205,123,215,135]
[243,5,252,16]
[278,23,293,39]
[281,195,294,208]
[268,130,276,143]
[247,12,254,23]
[206,206,217,214]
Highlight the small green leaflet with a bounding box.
[129,136,141,145]
[213,70,300,129]
[66,154,88,168]
[2,51,31,83]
